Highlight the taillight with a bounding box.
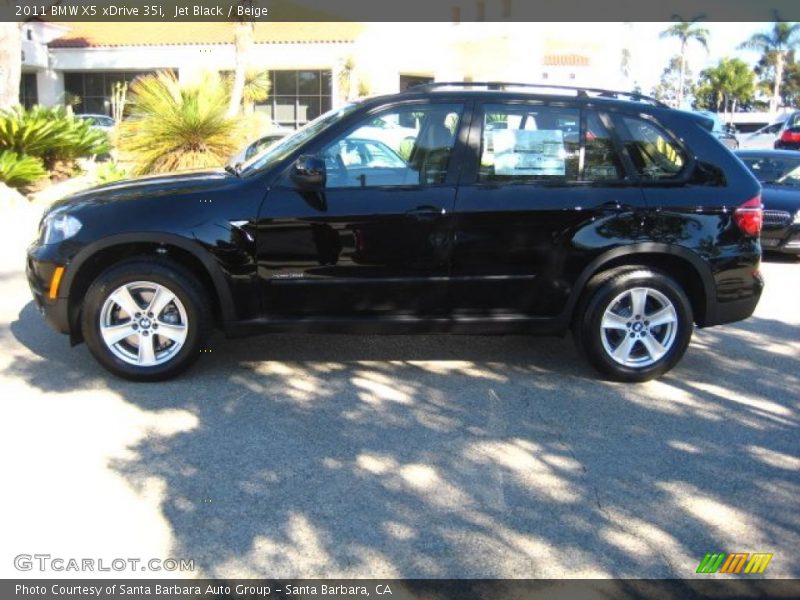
[734,196,763,236]
[780,129,800,143]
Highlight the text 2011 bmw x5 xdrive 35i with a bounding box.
[27,83,764,382]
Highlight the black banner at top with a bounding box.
[3,0,800,22]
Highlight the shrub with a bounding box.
[119,71,243,175]
[95,161,129,184]
[0,106,110,170]
[0,150,47,189]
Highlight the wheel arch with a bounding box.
[62,233,235,344]
[566,243,715,328]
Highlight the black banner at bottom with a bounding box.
[4,579,800,600]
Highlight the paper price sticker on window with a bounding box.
[493,129,566,176]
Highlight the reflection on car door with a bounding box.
[451,103,647,317]
[255,102,467,317]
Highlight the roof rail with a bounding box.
[403,81,667,107]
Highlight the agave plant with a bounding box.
[119,71,243,175]
[0,150,47,189]
[0,106,110,170]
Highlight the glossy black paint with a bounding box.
[27,89,765,344]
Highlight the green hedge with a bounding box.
[0,150,47,189]
[0,106,111,170]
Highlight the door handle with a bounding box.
[405,205,446,220]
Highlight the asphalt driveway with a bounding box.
[1,204,798,579]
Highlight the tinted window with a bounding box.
[478,104,580,183]
[322,104,463,188]
[739,155,800,186]
[614,116,686,180]
[583,111,624,181]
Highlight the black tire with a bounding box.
[573,267,693,382]
[81,258,212,382]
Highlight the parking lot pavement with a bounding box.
[1,211,798,579]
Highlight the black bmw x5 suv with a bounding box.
[27,82,764,382]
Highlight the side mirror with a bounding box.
[292,155,326,188]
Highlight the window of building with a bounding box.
[64,71,154,115]
[399,74,433,92]
[256,70,332,130]
[613,115,687,180]
[479,104,580,183]
[322,103,463,188]
[20,73,38,109]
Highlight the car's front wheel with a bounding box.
[574,268,693,382]
[81,258,211,381]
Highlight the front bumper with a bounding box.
[26,243,71,335]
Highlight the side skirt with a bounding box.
[223,313,569,337]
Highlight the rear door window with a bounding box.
[478,104,580,183]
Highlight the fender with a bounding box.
[61,232,237,328]
[562,242,715,324]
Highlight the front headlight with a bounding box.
[40,212,82,245]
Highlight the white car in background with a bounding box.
[739,117,789,150]
[75,113,116,133]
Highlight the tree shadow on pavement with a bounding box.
[6,299,800,578]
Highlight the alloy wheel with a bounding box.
[99,281,189,367]
[599,286,678,368]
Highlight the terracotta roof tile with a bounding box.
[49,22,362,48]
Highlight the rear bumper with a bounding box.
[774,140,800,151]
[701,269,764,327]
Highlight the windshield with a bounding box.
[238,103,361,175]
[740,155,800,186]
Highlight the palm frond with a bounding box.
[119,71,243,176]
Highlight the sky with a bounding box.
[629,22,773,93]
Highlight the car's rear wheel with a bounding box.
[574,268,693,382]
[81,259,211,381]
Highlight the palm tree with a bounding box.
[698,58,755,122]
[227,1,256,117]
[660,15,710,108]
[739,17,800,114]
[119,71,242,175]
[241,70,270,114]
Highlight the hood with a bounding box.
[50,169,236,213]
[761,185,800,213]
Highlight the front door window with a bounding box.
[322,104,463,188]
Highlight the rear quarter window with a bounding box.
[613,115,687,181]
